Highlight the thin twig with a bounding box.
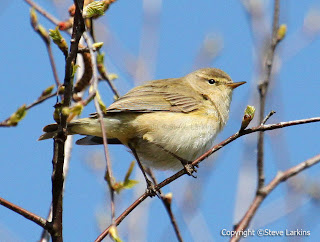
[261,110,276,125]
[0,197,52,232]
[47,44,61,87]
[24,0,60,26]
[146,168,184,242]
[231,154,320,242]
[29,6,61,87]
[86,19,120,99]
[95,116,320,241]
[27,92,57,110]
[83,31,116,226]
[257,0,281,191]
[0,92,56,127]
[161,194,183,242]
[100,71,120,99]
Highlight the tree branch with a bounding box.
[50,1,84,241]
[231,154,320,242]
[96,116,320,241]
[146,168,184,242]
[0,197,52,232]
[24,0,60,26]
[82,31,116,230]
[257,0,281,191]
[47,43,61,87]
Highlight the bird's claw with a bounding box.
[145,179,158,197]
[184,163,197,178]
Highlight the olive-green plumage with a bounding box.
[39,68,245,170]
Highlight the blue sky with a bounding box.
[1,0,320,241]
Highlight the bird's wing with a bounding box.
[76,136,122,145]
[106,79,201,113]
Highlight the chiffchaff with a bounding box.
[39,68,245,181]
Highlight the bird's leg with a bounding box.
[128,143,157,196]
[153,143,198,178]
[145,167,162,198]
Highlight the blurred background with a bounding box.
[1,0,320,241]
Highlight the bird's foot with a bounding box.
[145,179,158,197]
[184,163,198,178]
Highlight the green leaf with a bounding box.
[123,179,139,189]
[41,85,55,97]
[124,161,135,182]
[96,52,105,65]
[92,42,104,50]
[70,103,84,116]
[30,8,38,29]
[49,27,68,53]
[71,64,79,78]
[109,226,123,242]
[7,105,27,126]
[95,90,107,112]
[107,73,118,81]
[83,1,106,18]
[49,27,63,44]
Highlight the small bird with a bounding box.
[39,68,245,189]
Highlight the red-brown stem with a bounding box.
[0,197,52,232]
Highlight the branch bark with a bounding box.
[50,1,84,241]
[0,197,52,232]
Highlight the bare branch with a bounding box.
[160,193,183,242]
[50,1,85,241]
[82,31,116,227]
[261,110,276,125]
[40,136,74,242]
[146,168,184,242]
[0,197,52,232]
[231,154,320,242]
[47,44,61,87]
[95,193,148,242]
[24,0,60,26]
[257,0,281,191]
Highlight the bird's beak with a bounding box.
[227,81,246,89]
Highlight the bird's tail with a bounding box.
[38,123,61,140]
[38,118,103,141]
[38,119,122,145]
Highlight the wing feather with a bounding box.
[107,79,201,113]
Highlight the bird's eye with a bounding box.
[208,79,216,85]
